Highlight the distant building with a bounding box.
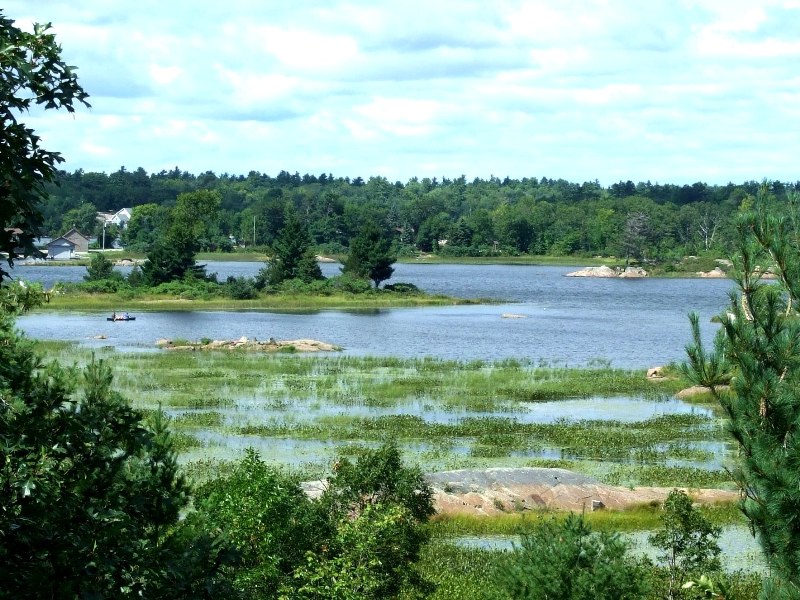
[47,228,90,259]
[63,228,90,252]
[47,236,77,260]
[96,208,133,229]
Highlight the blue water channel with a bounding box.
[16,261,733,368]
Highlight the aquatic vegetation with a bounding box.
[32,343,729,487]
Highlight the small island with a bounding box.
[156,336,341,353]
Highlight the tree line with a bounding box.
[45,166,800,261]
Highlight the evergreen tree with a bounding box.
[684,184,800,599]
[342,221,396,288]
[494,513,649,600]
[84,251,116,281]
[260,209,323,286]
[140,190,218,284]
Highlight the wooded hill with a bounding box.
[44,167,799,260]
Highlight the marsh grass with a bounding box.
[42,290,478,311]
[428,500,744,537]
[33,342,728,486]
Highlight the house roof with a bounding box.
[48,236,76,247]
[62,227,89,240]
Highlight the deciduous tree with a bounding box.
[0,12,90,282]
[0,314,230,598]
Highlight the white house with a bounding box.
[96,208,133,229]
[109,208,133,228]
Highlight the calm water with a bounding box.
[15,261,733,368]
[452,525,764,573]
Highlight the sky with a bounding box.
[6,1,800,185]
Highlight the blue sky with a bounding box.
[6,1,800,185]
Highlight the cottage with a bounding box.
[47,236,77,260]
[46,228,90,259]
[61,228,90,252]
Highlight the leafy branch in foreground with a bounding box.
[0,12,90,282]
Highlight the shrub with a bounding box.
[494,513,650,600]
[224,275,258,299]
[383,282,421,294]
[329,274,373,294]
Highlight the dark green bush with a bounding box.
[224,275,258,299]
[384,282,421,294]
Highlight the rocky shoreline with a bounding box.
[302,467,736,516]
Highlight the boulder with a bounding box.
[697,267,727,278]
[565,265,618,278]
[619,266,648,278]
[676,384,730,399]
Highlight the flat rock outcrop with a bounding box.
[156,336,341,352]
[566,265,648,278]
[566,265,619,278]
[696,267,728,278]
[426,468,736,516]
[303,468,737,516]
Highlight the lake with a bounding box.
[15,261,733,368]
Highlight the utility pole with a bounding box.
[253,215,256,247]
[102,220,106,251]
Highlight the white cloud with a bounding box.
[4,0,800,184]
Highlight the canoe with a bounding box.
[107,316,136,321]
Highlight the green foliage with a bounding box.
[0,314,229,598]
[0,279,47,314]
[142,236,207,285]
[384,282,422,294]
[259,209,323,286]
[60,201,98,237]
[84,251,116,281]
[342,220,396,288]
[329,273,374,294]
[0,11,90,282]
[193,449,326,597]
[494,512,650,599]
[649,489,722,599]
[224,275,259,299]
[140,190,221,284]
[192,442,433,599]
[292,503,430,599]
[684,184,800,599]
[321,441,435,524]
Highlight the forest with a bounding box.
[43,167,800,261]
